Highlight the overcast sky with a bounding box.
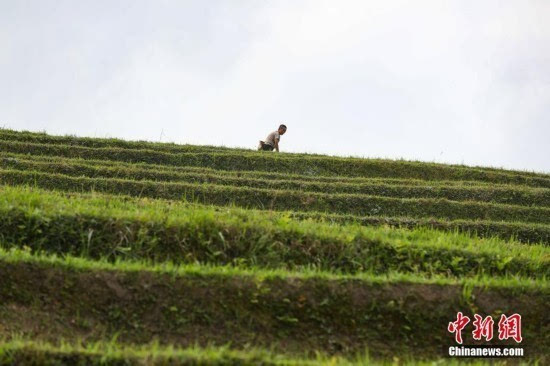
[1,1,549,172]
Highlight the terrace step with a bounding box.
[0,250,547,360]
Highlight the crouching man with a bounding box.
[258,124,287,152]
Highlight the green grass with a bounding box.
[1,128,548,178]
[0,339,327,366]
[0,339,538,365]
[290,211,550,245]
[1,186,549,278]
[0,129,548,363]
[2,153,549,207]
[5,150,522,188]
[3,153,549,243]
[0,248,547,360]
[2,169,550,225]
[1,138,549,186]
[0,127,256,154]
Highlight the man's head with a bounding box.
[278,124,287,135]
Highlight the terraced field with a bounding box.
[0,128,548,365]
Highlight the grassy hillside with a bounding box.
[0,128,548,365]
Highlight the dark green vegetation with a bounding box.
[0,129,548,364]
[1,134,550,187]
[2,169,550,226]
[0,249,548,361]
[3,154,550,206]
[0,340,525,366]
[1,161,550,243]
[0,187,548,278]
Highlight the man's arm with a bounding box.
[274,139,280,152]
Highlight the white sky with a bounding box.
[1,0,549,173]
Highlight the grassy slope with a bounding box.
[1,186,548,278]
[0,248,548,360]
[0,129,548,362]
[0,128,548,178]
[3,154,550,244]
[0,339,535,366]
[2,154,550,207]
[291,211,550,245]
[3,150,520,186]
[2,170,550,226]
[1,139,549,187]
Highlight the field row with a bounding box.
[0,340,366,366]
[2,169,549,228]
[2,151,504,187]
[0,340,322,366]
[0,340,523,366]
[0,128,253,154]
[3,171,546,247]
[1,138,549,186]
[292,211,550,245]
[2,153,549,207]
[1,129,548,178]
[1,130,548,364]
[5,153,549,244]
[2,186,548,278]
[0,248,547,360]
